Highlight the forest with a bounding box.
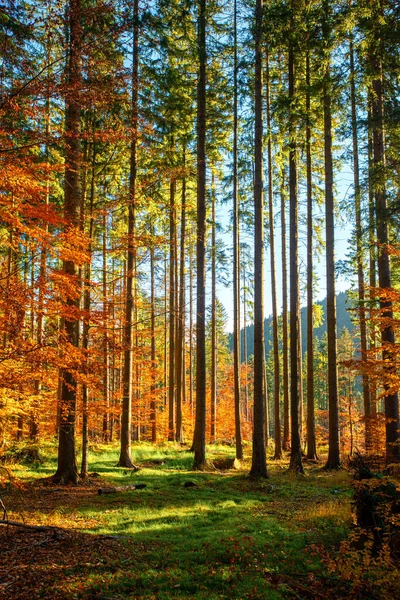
[0,0,399,598]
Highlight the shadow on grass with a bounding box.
[0,498,346,600]
[3,446,352,599]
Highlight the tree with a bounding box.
[288,0,304,474]
[54,0,82,484]
[250,0,268,479]
[322,0,340,470]
[175,150,187,444]
[232,0,244,462]
[305,47,318,462]
[118,0,139,469]
[192,0,207,470]
[367,0,400,464]
[266,44,282,460]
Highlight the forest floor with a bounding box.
[0,443,397,599]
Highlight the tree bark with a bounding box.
[102,211,110,442]
[288,17,304,474]
[189,226,194,415]
[243,279,249,420]
[266,45,282,460]
[118,0,139,468]
[175,156,186,444]
[367,99,377,422]
[250,0,268,479]
[210,171,217,443]
[80,137,95,478]
[370,27,400,463]
[305,51,318,461]
[168,177,176,441]
[350,36,371,452]
[323,16,340,470]
[150,221,157,443]
[54,0,82,484]
[233,0,243,461]
[192,0,207,470]
[281,169,290,452]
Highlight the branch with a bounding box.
[0,56,65,110]
[0,519,61,531]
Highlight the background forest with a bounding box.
[0,0,399,483]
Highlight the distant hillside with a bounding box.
[228,291,355,360]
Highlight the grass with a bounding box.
[1,442,353,599]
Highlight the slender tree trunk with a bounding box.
[110,250,116,442]
[368,100,377,420]
[349,37,371,452]
[263,347,269,448]
[305,51,318,461]
[250,0,268,478]
[370,39,400,463]
[266,46,282,460]
[233,0,243,460]
[192,0,207,469]
[102,211,110,442]
[164,241,168,408]
[323,18,340,469]
[288,18,304,474]
[189,226,194,415]
[150,222,157,443]
[168,177,176,441]
[280,170,290,451]
[80,137,95,478]
[31,47,53,443]
[243,279,249,420]
[118,0,139,468]
[210,172,217,443]
[54,0,82,484]
[175,159,186,444]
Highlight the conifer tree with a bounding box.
[250,0,268,478]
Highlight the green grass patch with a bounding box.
[3,443,353,599]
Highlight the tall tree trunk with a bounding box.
[31,56,52,443]
[102,211,110,442]
[175,158,186,444]
[288,14,304,474]
[263,347,269,448]
[110,249,117,442]
[305,51,318,461]
[250,0,268,478]
[54,0,82,484]
[168,177,176,441]
[164,240,168,408]
[80,137,95,478]
[349,36,371,452]
[189,226,194,415]
[210,172,217,443]
[280,169,290,451]
[243,277,249,420]
[233,0,243,460]
[266,45,281,460]
[323,9,340,469]
[150,222,157,443]
[370,26,400,463]
[192,0,207,469]
[118,0,139,468]
[367,99,377,420]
